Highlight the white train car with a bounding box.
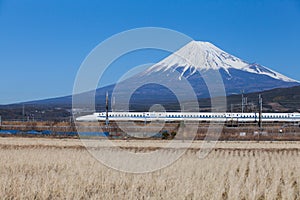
[76,112,300,123]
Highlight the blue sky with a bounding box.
[0,0,300,104]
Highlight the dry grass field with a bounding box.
[0,138,299,199]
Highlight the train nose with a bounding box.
[75,114,95,121]
[75,116,86,121]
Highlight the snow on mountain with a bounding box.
[145,41,298,83]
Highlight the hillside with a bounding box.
[1,86,300,121]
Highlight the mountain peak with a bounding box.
[146,40,298,83]
[184,40,219,50]
[147,40,247,74]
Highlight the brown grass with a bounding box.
[0,138,299,199]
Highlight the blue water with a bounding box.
[0,129,109,137]
[78,132,109,137]
[0,130,18,134]
[0,130,162,138]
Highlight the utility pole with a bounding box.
[244,97,248,112]
[22,104,25,122]
[258,94,263,129]
[105,92,109,127]
[112,96,115,111]
[241,90,244,113]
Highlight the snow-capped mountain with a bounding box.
[144,41,297,83]
[124,41,298,99]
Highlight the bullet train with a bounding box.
[76,112,300,122]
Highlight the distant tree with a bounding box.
[162,130,170,140]
[171,131,177,139]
